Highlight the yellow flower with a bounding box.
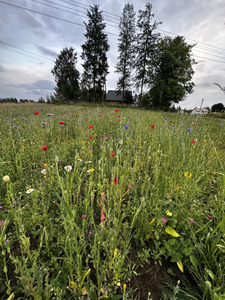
[158,150,161,153]
[213,172,216,175]
[3,175,10,183]
[184,172,188,177]
[44,163,47,167]
[177,280,180,285]
[140,146,143,148]
[204,140,207,142]
[87,168,94,173]
[166,210,172,216]
[188,173,192,178]
[123,284,126,290]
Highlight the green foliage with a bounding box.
[0,105,225,299]
[149,36,197,109]
[134,3,161,102]
[115,3,136,104]
[51,47,80,103]
[81,5,110,103]
[211,103,224,112]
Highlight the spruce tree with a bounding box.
[51,47,80,103]
[135,3,161,104]
[115,3,136,105]
[81,5,110,103]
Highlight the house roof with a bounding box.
[106,90,122,101]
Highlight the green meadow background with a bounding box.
[0,103,224,300]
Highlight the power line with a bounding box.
[157,27,225,52]
[33,0,119,28]
[0,0,119,36]
[193,55,225,64]
[1,1,225,64]
[59,0,120,20]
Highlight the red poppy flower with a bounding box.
[67,112,69,114]
[117,115,120,118]
[99,114,102,117]
[76,115,78,117]
[105,115,106,117]
[114,176,117,185]
[42,145,48,151]
[89,135,92,139]
[59,122,65,125]
[34,111,39,115]
[115,109,118,112]
[151,125,155,129]
[191,140,196,144]
[118,119,120,122]
[193,124,197,127]
[89,125,93,129]
[112,152,115,157]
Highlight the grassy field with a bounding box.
[0,104,224,300]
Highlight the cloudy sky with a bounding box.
[0,0,224,108]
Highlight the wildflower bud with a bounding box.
[205,281,211,289]
[3,175,10,183]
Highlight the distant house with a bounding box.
[106,90,123,103]
[190,107,208,115]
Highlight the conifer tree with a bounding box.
[81,5,109,103]
[135,3,161,104]
[115,3,136,105]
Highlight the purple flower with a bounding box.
[187,128,192,133]
[102,135,108,139]
[88,231,92,238]
[134,146,137,149]
[6,239,9,243]
[58,160,62,163]
[162,217,168,224]
[82,215,85,220]
[0,206,2,209]
[180,124,184,127]
[129,186,133,189]
[0,221,4,228]
[125,125,129,129]
[188,218,194,224]
[219,123,223,126]
[88,147,92,150]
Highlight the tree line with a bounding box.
[51,3,197,109]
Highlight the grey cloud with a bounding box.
[9,80,55,91]
[37,46,58,57]
[18,10,42,29]
[0,65,5,72]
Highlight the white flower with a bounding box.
[85,161,92,164]
[3,175,10,183]
[26,188,33,194]
[41,169,47,175]
[77,159,83,162]
[64,165,72,172]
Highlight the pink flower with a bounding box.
[88,231,92,238]
[0,221,4,228]
[6,239,9,243]
[207,215,212,219]
[82,215,85,220]
[188,218,194,223]
[129,186,133,189]
[88,147,92,150]
[0,206,2,209]
[162,217,168,224]
[101,212,106,220]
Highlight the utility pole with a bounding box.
[200,98,204,112]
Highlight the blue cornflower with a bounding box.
[134,146,137,149]
[180,124,184,127]
[187,128,192,133]
[219,123,223,126]
[125,125,129,129]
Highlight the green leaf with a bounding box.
[205,268,215,281]
[4,265,7,273]
[165,226,180,237]
[190,255,198,269]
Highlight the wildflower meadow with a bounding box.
[0,104,225,300]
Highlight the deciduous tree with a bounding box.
[149,36,197,109]
[51,47,80,103]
